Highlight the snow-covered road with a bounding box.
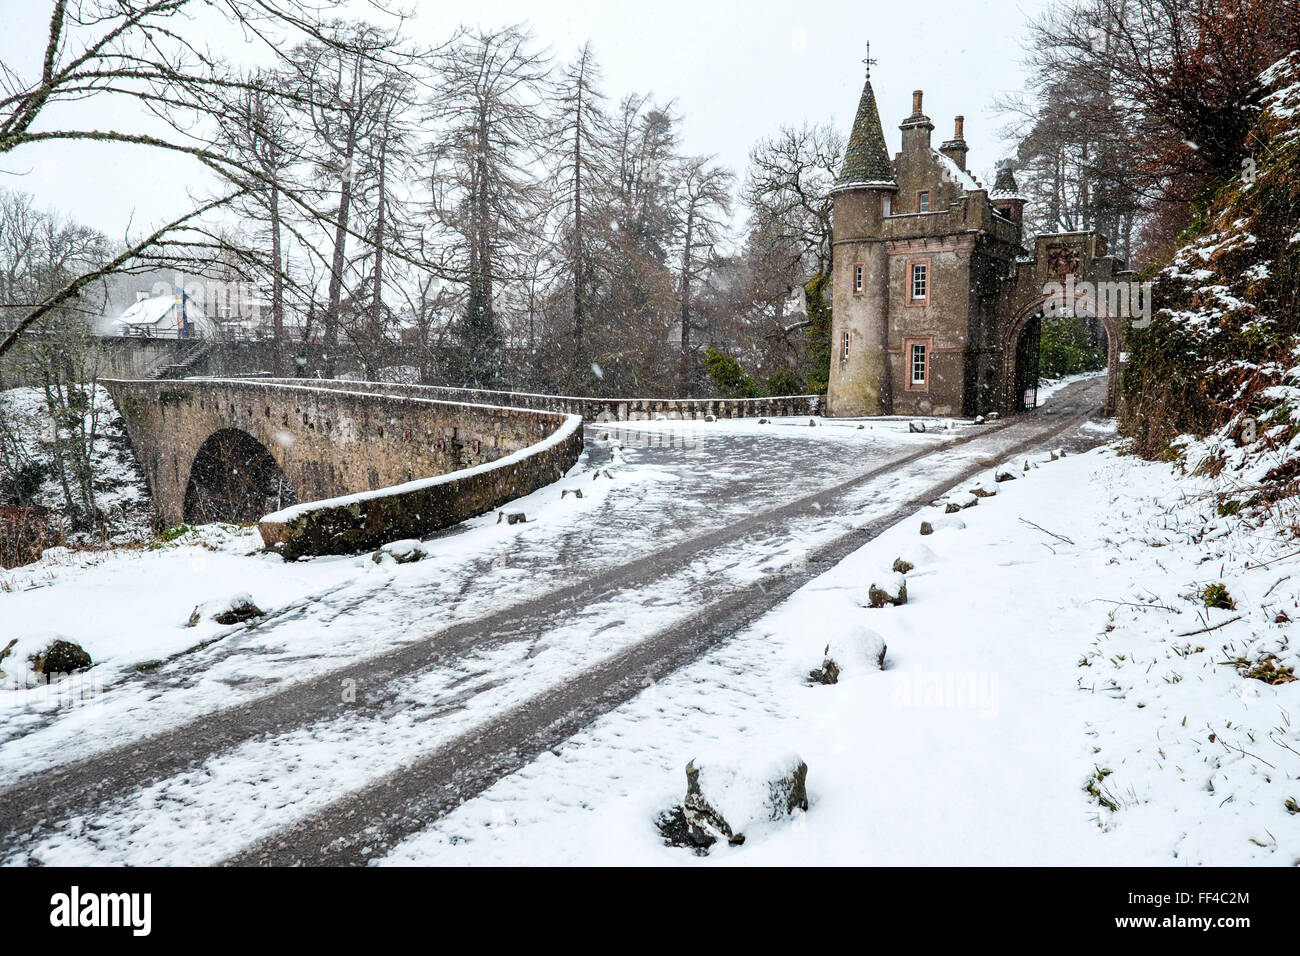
[0,380,1110,864]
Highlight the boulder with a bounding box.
[371,539,425,564]
[922,515,967,535]
[808,418,817,427]
[994,467,1017,483]
[682,753,809,847]
[757,418,769,425]
[868,572,908,607]
[942,491,979,513]
[969,486,996,498]
[974,415,986,424]
[561,488,584,499]
[892,557,914,574]
[908,420,927,433]
[506,512,527,525]
[988,412,1000,421]
[212,594,264,625]
[704,414,717,423]
[32,639,92,677]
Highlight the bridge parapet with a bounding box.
[103,378,582,559]
[249,378,825,422]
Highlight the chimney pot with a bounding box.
[954,115,965,139]
[912,90,924,112]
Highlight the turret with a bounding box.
[990,159,1028,230]
[828,63,897,418]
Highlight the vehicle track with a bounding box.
[0,386,1103,859]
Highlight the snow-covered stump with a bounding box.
[680,753,809,848]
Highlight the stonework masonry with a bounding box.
[828,74,1135,418]
[104,378,582,557]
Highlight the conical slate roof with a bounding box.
[837,78,896,188]
[990,160,1026,200]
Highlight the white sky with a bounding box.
[0,0,1054,240]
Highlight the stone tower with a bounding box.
[826,58,1135,420]
[826,67,897,417]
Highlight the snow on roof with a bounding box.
[111,294,214,337]
[117,295,178,326]
[932,149,984,193]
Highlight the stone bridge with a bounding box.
[104,378,583,559]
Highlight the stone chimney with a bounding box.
[939,115,969,170]
[899,89,934,156]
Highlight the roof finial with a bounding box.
[862,41,877,79]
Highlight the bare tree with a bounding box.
[548,42,612,385]
[673,156,733,395]
[425,23,551,388]
[0,1,432,362]
[217,69,303,374]
[742,123,843,278]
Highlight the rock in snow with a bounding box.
[682,752,809,847]
[209,593,264,626]
[372,539,426,564]
[868,572,908,607]
[32,639,92,678]
[808,651,840,685]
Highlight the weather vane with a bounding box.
[863,41,877,78]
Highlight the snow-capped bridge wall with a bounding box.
[247,378,826,421]
[103,378,582,559]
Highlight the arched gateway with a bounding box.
[1001,289,1126,416]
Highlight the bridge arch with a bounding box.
[1000,291,1123,415]
[183,428,297,524]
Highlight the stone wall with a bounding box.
[103,378,582,556]
[258,414,583,560]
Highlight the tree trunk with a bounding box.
[679,211,693,396]
[323,135,355,379]
[270,183,283,377]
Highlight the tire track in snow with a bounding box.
[0,388,1099,859]
[226,399,1105,864]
